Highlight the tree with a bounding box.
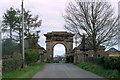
[13,9,42,50]
[2,38,19,55]
[64,1,118,56]
[2,8,18,39]
[81,34,86,52]
[2,7,42,52]
[24,10,41,37]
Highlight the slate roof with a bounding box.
[106,48,120,52]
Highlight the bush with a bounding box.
[3,58,15,73]
[66,55,74,63]
[12,52,22,70]
[2,38,20,55]
[86,56,120,71]
[3,53,22,73]
[116,57,120,71]
[75,62,120,79]
[25,49,39,65]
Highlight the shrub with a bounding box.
[3,58,15,73]
[86,56,120,71]
[116,57,120,71]
[25,49,39,65]
[103,57,111,69]
[75,62,120,79]
[12,52,22,70]
[3,53,22,73]
[66,55,74,63]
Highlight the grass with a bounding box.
[2,62,45,78]
[0,73,1,80]
[74,62,120,79]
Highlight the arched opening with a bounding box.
[53,44,66,62]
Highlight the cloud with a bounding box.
[0,0,119,50]
[54,44,65,56]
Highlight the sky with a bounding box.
[0,0,120,56]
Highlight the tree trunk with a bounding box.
[93,49,98,58]
[10,28,12,39]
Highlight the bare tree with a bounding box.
[64,1,118,56]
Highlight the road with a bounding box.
[33,63,103,78]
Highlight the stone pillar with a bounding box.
[74,55,76,63]
[46,42,52,61]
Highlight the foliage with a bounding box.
[2,62,45,78]
[3,53,22,73]
[64,1,118,54]
[86,56,120,71]
[3,58,15,73]
[2,7,42,48]
[46,58,52,63]
[66,55,74,63]
[2,7,18,39]
[25,49,39,65]
[2,38,20,55]
[24,10,41,37]
[12,52,22,70]
[75,62,120,79]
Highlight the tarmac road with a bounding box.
[32,63,103,78]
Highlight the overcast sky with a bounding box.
[0,0,119,56]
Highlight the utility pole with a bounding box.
[75,34,77,48]
[0,21,2,77]
[118,1,120,51]
[22,0,25,67]
[0,21,2,60]
[75,34,77,53]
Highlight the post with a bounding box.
[0,21,2,79]
[22,0,25,67]
[75,34,77,50]
[74,34,77,63]
[118,1,120,51]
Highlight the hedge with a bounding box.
[86,56,120,71]
[25,49,39,65]
[66,55,74,63]
[3,53,22,73]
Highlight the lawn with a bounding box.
[74,62,120,79]
[2,62,45,78]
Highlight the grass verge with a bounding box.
[74,62,120,79]
[0,73,2,80]
[2,62,45,78]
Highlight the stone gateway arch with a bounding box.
[44,31,74,61]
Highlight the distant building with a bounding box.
[2,54,12,59]
[24,33,39,49]
[73,44,105,57]
[24,33,46,62]
[85,50,105,57]
[105,48,120,56]
[38,45,46,62]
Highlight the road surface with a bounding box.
[33,63,103,78]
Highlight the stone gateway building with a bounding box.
[44,31,74,61]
